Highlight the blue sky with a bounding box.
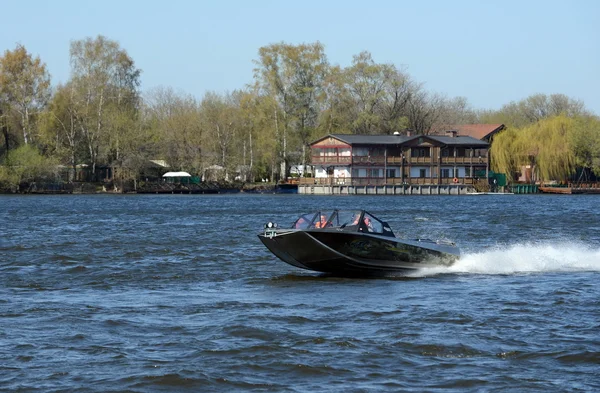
[2,0,598,114]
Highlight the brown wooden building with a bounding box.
[430,124,505,143]
[306,132,489,186]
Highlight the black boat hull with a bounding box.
[258,229,459,275]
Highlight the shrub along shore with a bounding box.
[0,181,281,195]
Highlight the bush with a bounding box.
[0,145,59,190]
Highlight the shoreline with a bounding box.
[6,181,590,195]
[0,181,288,195]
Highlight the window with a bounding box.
[419,169,427,178]
[370,148,385,156]
[388,147,402,156]
[353,147,369,156]
[339,148,351,156]
[386,169,396,178]
[441,169,451,178]
[411,148,430,158]
[465,167,472,177]
[442,149,450,157]
[368,169,381,178]
[352,169,360,178]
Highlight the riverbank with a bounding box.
[0,180,288,195]
[0,180,549,195]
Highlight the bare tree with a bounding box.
[144,86,203,175]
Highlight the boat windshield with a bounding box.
[292,211,335,229]
[291,209,393,236]
[293,213,318,229]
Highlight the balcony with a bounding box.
[299,177,479,186]
[311,154,489,166]
[351,156,386,165]
[440,155,488,164]
[408,156,434,164]
[311,156,352,165]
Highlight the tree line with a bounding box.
[1,35,599,189]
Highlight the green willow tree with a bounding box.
[569,115,600,179]
[532,116,576,181]
[490,115,597,183]
[490,127,522,182]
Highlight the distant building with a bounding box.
[308,133,489,186]
[162,171,192,183]
[290,165,311,177]
[203,165,225,181]
[430,124,506,143]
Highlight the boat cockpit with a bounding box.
[291,209,395,237]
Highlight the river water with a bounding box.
[1,194,599,392]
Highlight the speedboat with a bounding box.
[258,209,460,275]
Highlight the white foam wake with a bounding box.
[412,242,600,277]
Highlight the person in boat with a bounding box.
[363,216,374,232]
[315,214,330,228]
[341,212,363,229]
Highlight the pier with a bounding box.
[299,184,475,195]
[538,183,600,194]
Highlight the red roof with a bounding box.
[431,124,505,140]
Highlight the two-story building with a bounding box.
[308,132,489,187]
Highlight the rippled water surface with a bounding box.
[1,194,600,392]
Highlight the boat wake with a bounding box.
[411,242,600,277]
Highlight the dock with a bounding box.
[299,184,475,195]
[539,184,600,194]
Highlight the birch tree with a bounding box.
[201,91,240,179]
[253,42,328,178]
[38,82,82,180]
[341,51,413,134]
[0,44,51,145]
[69,35,141,176]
